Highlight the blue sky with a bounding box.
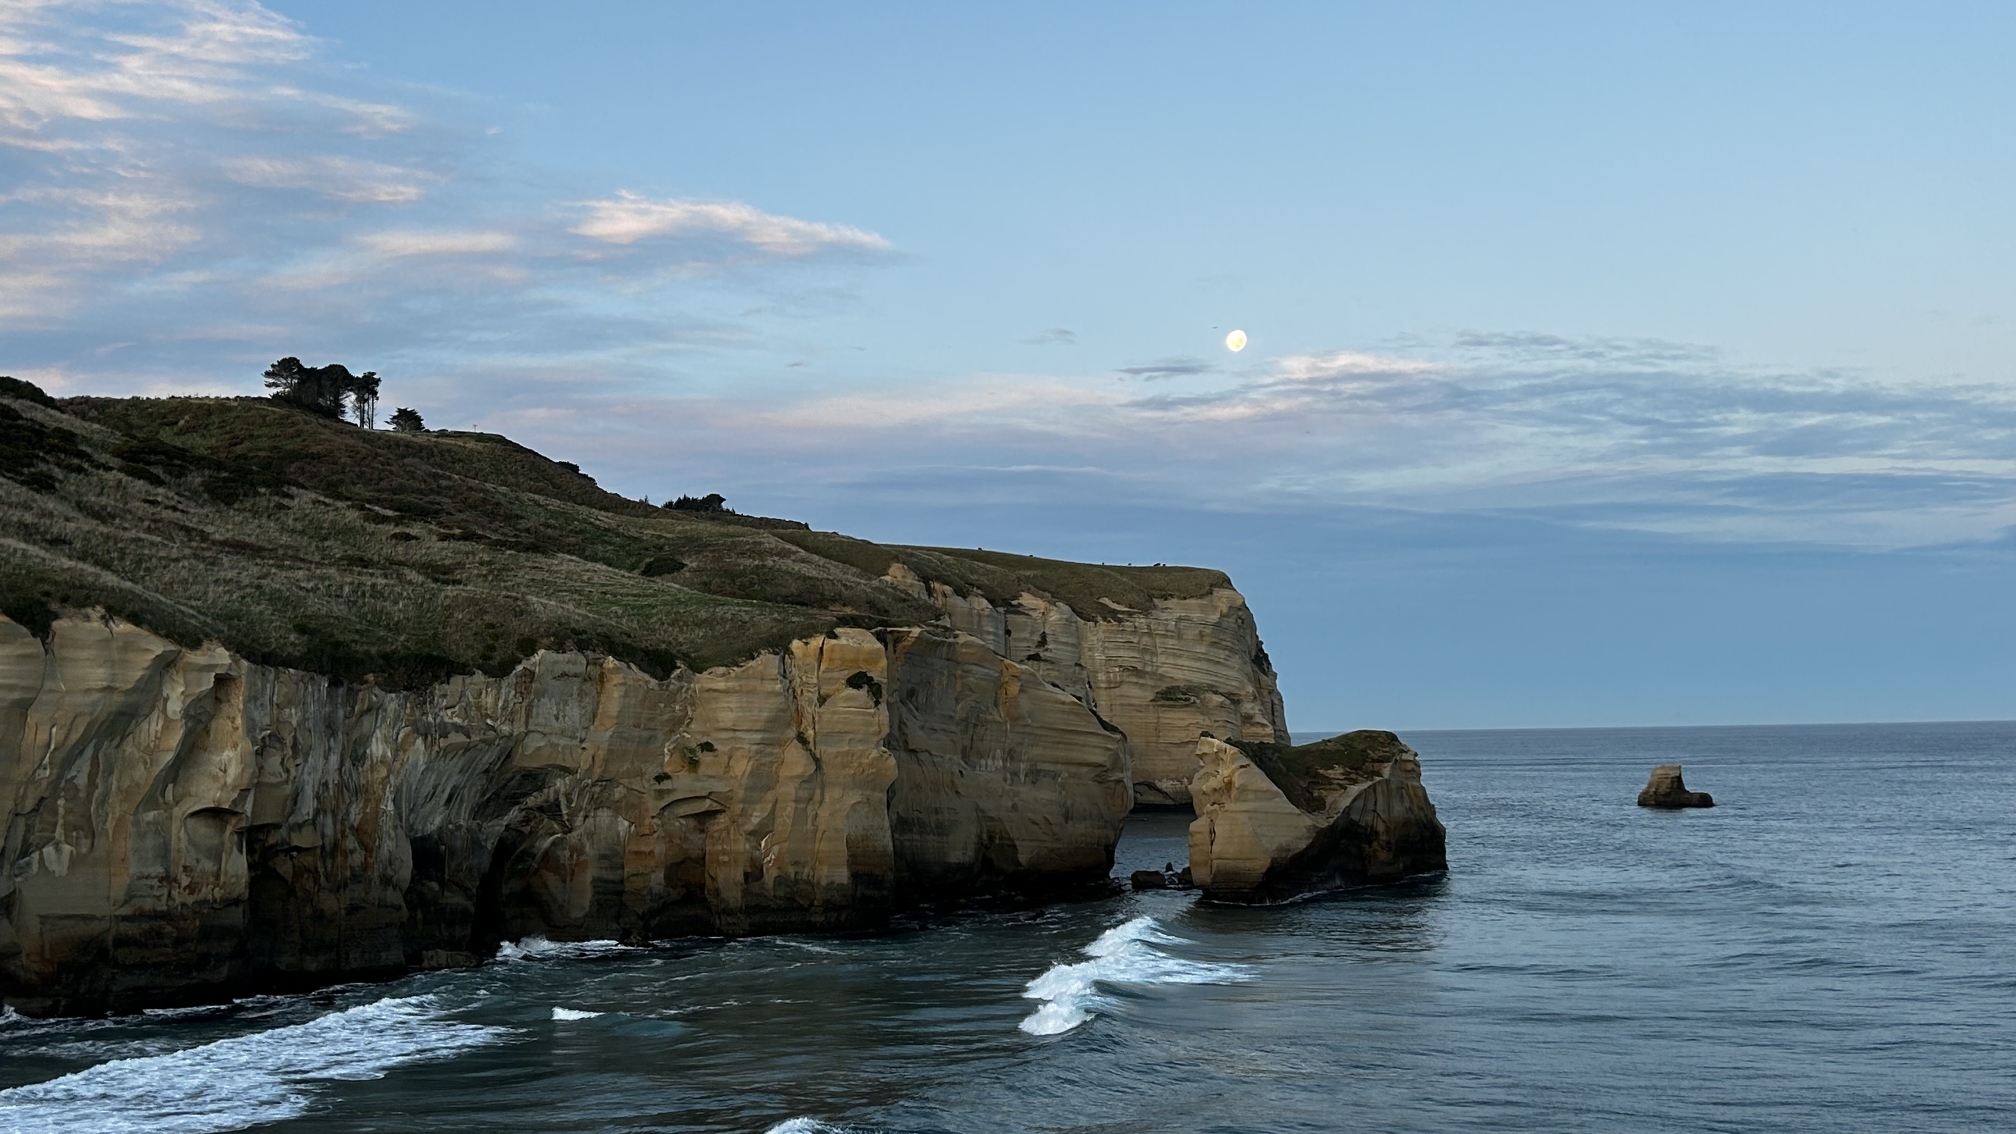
[3,1,2011,727]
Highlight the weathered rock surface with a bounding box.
[1188,731,1446,903]
[1637,764,1714,808]
[0,613,1129,1015]
[882,626,1130,895]
[887,564,1287,808]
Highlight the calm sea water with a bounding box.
[3,721,2011,1133]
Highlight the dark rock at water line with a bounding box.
[1128,864,1195,891]
[1638,763,1714,808]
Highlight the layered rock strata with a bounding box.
[887,563,1287,808]
[1188,730,1447,903]
[1637,764,1714,808]
[0,614,1130,1016]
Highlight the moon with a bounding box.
[1225,329,1248,352]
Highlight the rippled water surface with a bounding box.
[4,721,2011,1133]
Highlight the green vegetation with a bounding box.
[1232,730,1412,814]
[0,384,1230,688]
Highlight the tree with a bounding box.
[263,357,353,419]
[349,371,380,429]
[262,356,310,405]
[388,406,425,432]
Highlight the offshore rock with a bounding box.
[1188,731,1447,904]
[1637,764,1714,808]
[889,568,1287,808]
[0,614,1128,1016]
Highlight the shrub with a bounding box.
[667,493,728,513]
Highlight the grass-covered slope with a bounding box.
[0,383,1230,687]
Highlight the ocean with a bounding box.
[3,720,2010,1133]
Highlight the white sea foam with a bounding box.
[495,935,638,961]
[764,1119,845,1134]
[0,995,508,1134]
[1018,916,1252,1036]
[550,1006,604,1021]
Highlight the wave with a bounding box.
[495,935,639,961]
[1018,916,1252,1036]
[551,1007,604,1021]
[763,1120,850,1134]
[0,995,508,1134]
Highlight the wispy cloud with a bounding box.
[569,193,890,257]
[0,0,893,382]
[1023,327,1075,346]
[1116,357,1214,379]
[496,333,2014,549]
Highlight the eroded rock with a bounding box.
[0,614,1130,1015]
[891,573,1288,808]
[1188,731,1446,904]
[1637,764,1714,808]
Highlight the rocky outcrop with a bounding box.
[1637,764,1714,808]
[888,564,1287,808]
[0,613,1129,1016]
[1188,731,1446,904]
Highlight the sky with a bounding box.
[2,0,2012,729]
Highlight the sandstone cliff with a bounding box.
[0,613,1128,1016]
[1188,731,1446,903]
[884,562,1287,807]
[0,388,1302,1017]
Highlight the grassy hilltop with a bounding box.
[0,379,1228,686]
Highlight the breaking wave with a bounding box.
[0,995,508,1134]
[763,1120,850,1134]
[495,936,639,961]
[551,1007,604,1021]
[1018,916,1253,1036]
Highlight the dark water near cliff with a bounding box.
[4,721,2012,1133]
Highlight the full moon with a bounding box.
[1225,329,1248,352]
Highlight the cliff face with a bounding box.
[0,614,1129,1016]
[885,562,1287,807]
[0,389,1311,1017]
[1188,731,1447,903]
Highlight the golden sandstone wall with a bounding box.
[0,615,1128,1014]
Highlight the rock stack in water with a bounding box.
[1187,730,1447,904]
[1637,764,1714,808]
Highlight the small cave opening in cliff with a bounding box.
[469,828,534,958]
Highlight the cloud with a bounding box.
[220,156,434,202]
[492,331,2014,551]
[569,192,890,256]
[0,0,894,380]
[355,230,516,257]
[1116,357,1213,379]
[4,5,2006,555]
